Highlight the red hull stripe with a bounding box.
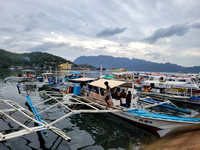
[112,113,162,131]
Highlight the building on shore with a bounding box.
[58,62,72,70]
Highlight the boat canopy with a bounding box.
[111,71,133,75]
[66,71,82,75]
[102,75,115,79]
[42,73,55,75]
[23,69,36,73]
[70,77,96,82]
[88,79,126,89]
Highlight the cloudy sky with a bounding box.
[0,0,200,67]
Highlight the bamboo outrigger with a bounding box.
[0,90,120,142]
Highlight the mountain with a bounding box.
[0,49,69,69]
[73,55,200,73]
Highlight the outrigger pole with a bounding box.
[0,99,71,141]
[25,94,47,136]
[0,90,120,142]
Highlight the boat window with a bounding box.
[178,79,186,82]
[168,79,175,81]
[149,77,154,81]
[159,77,164,81]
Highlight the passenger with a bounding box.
[80,81,86,88]
[52,77,55,82]
[115,87,121,100]
[126,91,132,108]
[104,81,111,110]
[30,74,33,78]
[120,89,126,107]
[26,72,29,77]
[18,73,22,77]
[48,78,51,83]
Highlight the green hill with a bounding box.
[0,49,25,67]
[0,49,70,69]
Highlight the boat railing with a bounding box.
[165,88,187,96]
[87,91,131,110]
[142,100,176,109]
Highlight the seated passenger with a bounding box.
[120,89,126,107]
[115,87,121,100]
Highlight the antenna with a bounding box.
[100,62,102,78]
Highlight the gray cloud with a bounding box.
[0,27,16,33]
[145,23,200,43]
[98,46,107,50]
[23,12,48,32]
[4,38,17,45]
[190,23,200,28]
[145,52,166,61]
[145,24,189,43]
[0,0,200,66]
[96,27,127,37]
[28,42,67,52]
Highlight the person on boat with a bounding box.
[104,81,111,109]
[80,81,86,88]
[18,73,22,77]
[120,89,126,107]
[126,91,132,108]
[115,87,121,100]
[26,72,29,77]
[30,74,33,78]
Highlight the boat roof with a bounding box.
[88,79,126,89]
[23,70,36,72]
[144,80,161,84]
[70,77,96,82]
[67,71,81,74]
[111,71,133,75]
[102,75,115,79]
[42,73,55,75]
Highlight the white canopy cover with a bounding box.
[88,79,126,89]
[70,77,96,82]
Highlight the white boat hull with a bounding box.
[112,111,199,131]
[77,95,200,131]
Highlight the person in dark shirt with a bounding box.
[126,91,132,108]
[104,81,111,109]
[115,87,121,100]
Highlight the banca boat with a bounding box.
[80,78,200,131]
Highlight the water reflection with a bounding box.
[68,113,159,149]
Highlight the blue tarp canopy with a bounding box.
[102,75,115,79]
